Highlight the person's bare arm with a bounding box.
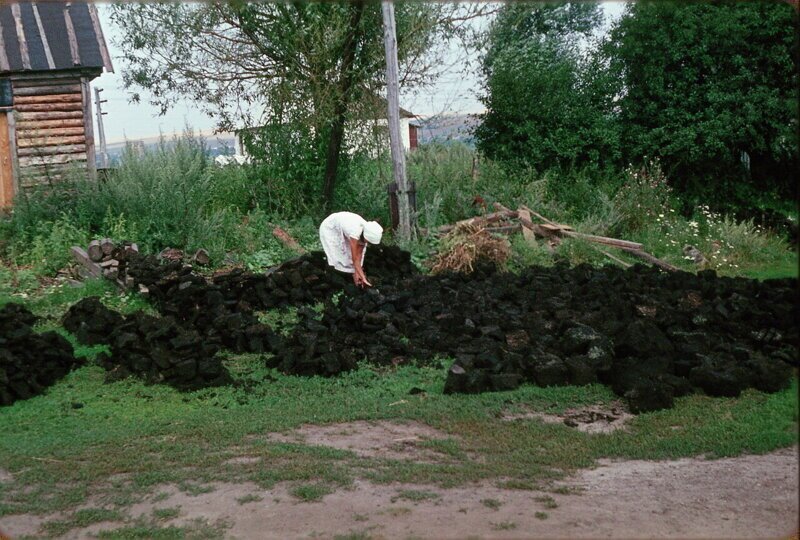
[348,237,371,287]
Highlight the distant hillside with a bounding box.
[100,113,482,166]
[417,113,480,146]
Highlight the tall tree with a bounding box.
[607,1,799,208]
[474,2,618,173]
[110,2,485,209]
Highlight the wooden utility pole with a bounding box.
[381,0,414,240]
[93,87,109,169]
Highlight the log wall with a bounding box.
[11,75,93,189]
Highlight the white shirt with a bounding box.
[319,212,367,273]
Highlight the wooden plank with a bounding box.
[14,102,84,112]
[18,144,87,157]
[64,4,81,66]
[14,84,82,97]
[0,15,10,71]
[88,4,114,72]
[598,249,632,269]
[14,94,83,105]
[16,126,86,136]
[32,4,56,70]
[619,248,679,272]
[19,153,86,167]
[10,4,31,70]
[7,111,19,201]
[71,246,103,278]
[518,207,536,244]
[0,114,14,208]
[18,111,84,121]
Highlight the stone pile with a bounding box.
[1,303,81,406]
[271,263,797,412]
[64,297,233,390]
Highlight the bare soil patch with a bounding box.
[3,448,796,539]
[503,401,634,434]
[266,420,455,462]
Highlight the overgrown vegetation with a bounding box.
[0,134,795,280]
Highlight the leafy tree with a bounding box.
[607,1,799,209]
[474,2,620,173]
[110,2,484,209]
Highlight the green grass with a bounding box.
[41,507,124,537]
[391,490,441,503]
[151,507,181,521]
[535,495,558,509]
[95,518,228,539]
[481,498,503,510]
[235,494,263,505]
[290,483,334,502]
[491,521,517,531]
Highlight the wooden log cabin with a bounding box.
[0,2,113,208]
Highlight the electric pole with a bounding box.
[94,87,109,169]
[381,0,414,241]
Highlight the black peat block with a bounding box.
[64,298,232,390]
[271,263,797,413]
[1,303,81,406]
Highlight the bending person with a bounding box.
[319,212,383,288]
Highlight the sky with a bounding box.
[95,2,626,144]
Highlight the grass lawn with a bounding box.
[0,272,798,538]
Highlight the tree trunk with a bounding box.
[321,1,365,212]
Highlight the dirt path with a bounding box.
[3,447,796,539]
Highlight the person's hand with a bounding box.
[353,273,363,287]
[361,276,373,288]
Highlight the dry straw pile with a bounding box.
[429,223,511,274]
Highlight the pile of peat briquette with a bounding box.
[60,245,416,390]
[270,262,797,412]
[1,303,82,406]
[58,241,796,413]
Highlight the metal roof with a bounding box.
[0,2,113,74]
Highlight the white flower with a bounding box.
[659,214,664,218]
[689,221,699,228]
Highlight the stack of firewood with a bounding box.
[71,239,140,287]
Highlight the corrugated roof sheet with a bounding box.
[0,2,112,74]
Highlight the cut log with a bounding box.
[100,238,115,256]
[99,259,119,269]
[273,227,307,253]
[18,153,86,167]
[14,102,83,113]
[14,94,83,105]
[87,240,102,262]
[17,144,87,157]
[16,125,86,135]
[70,246,102,278]
[14,84,82,97]
[17,111,84,121]
[18,136,86,149]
